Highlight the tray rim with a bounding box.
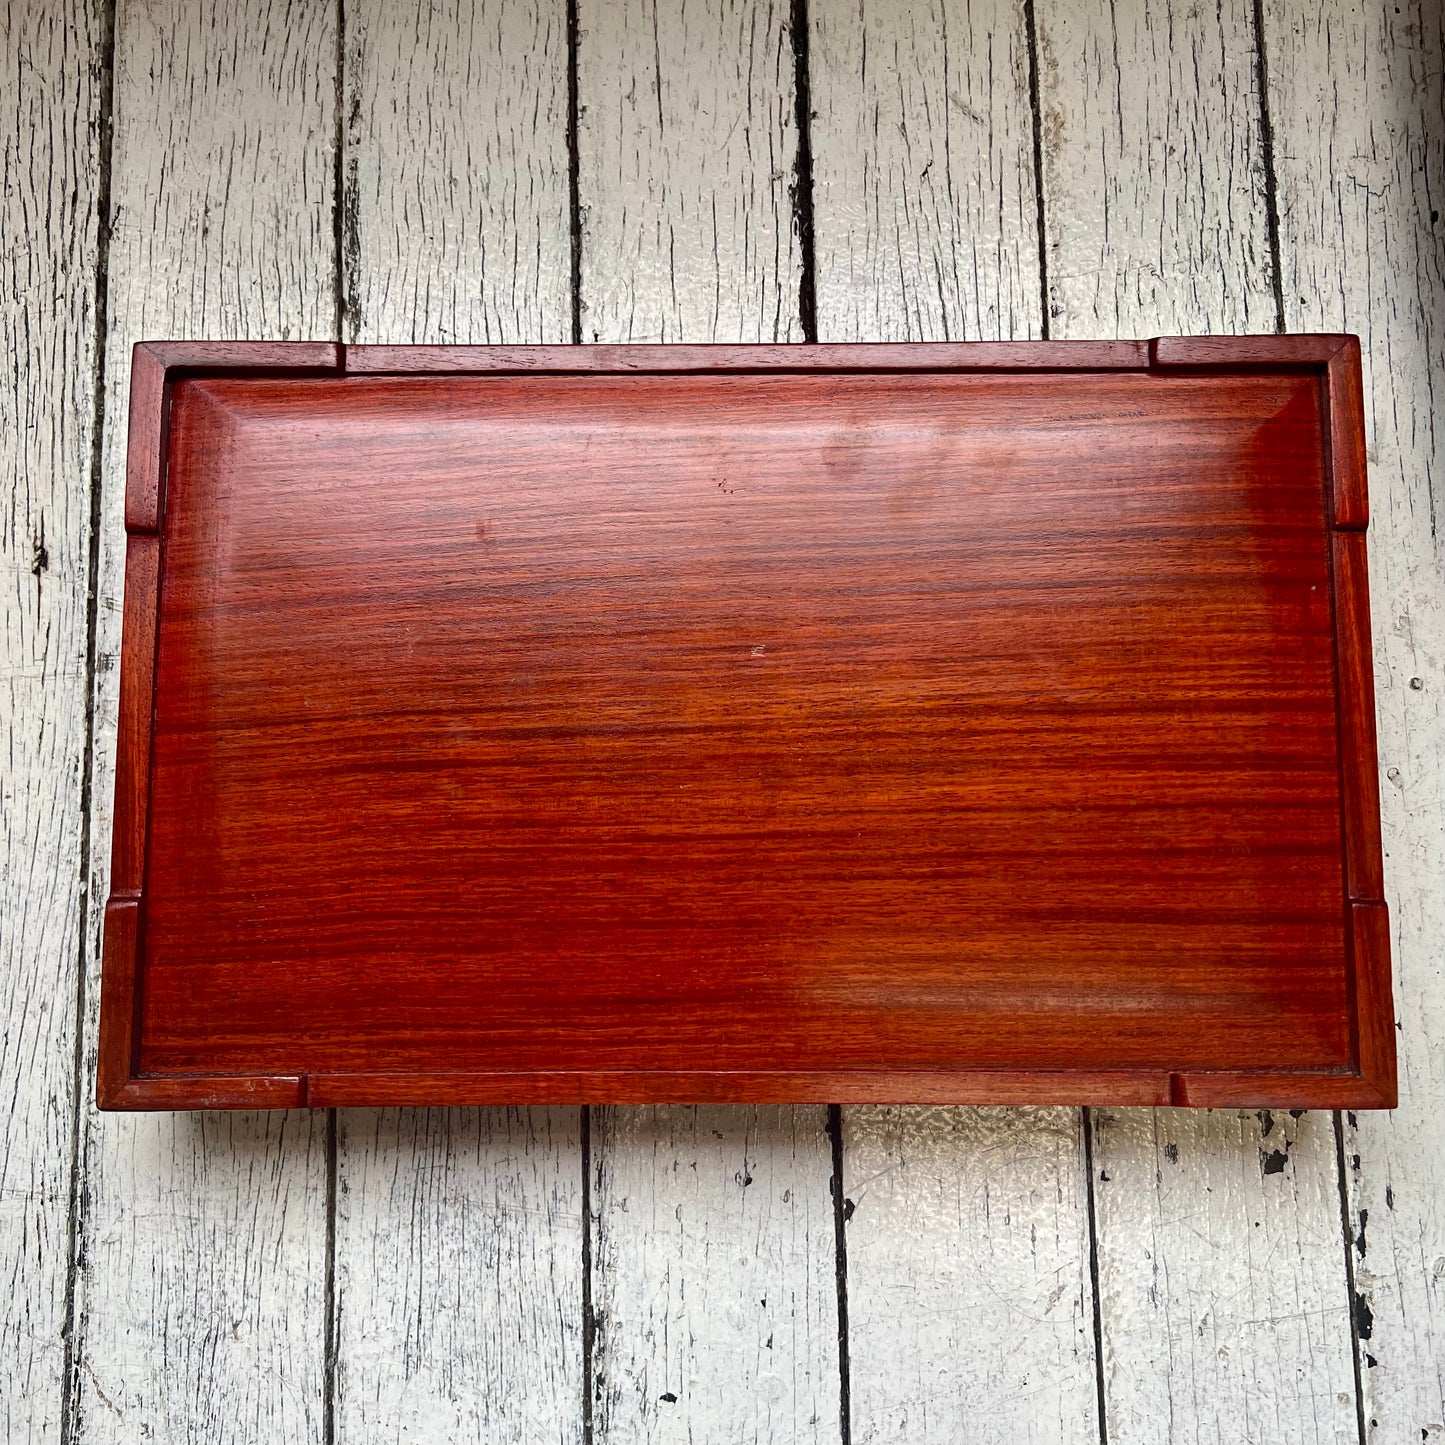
[99,336,1395,1110]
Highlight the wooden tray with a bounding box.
[99,338,1394,1109]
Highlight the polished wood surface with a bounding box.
[100,338,1393,1108]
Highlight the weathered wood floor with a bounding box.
[2,1,1442,1440]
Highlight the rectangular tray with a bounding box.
[99,337,1395,1109]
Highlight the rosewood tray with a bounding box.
[99,338,1394,1110]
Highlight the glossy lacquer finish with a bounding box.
[99,338,1393,1109]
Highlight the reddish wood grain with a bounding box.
[98,339,1393,1108]
[1168,1068,1392,1109]
[105,1074,305,1110]
[109,534,160,897]
[125,341,341,531]
[304,1070,1174,1107]
[1149,333,1355,367]
[1151,333,1369,527]
[96,899,141,1106]
[1326,336,1369,528]
[1350,900,1397,1104]
[124,345,168,532]
[1332,530,1386,902]
[343,340,1151,373]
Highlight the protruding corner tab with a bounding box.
[1331,531,1385,903]
[125,344,170,533]
[110,535,161,899]
[1150,334,1355,369]
[1326,335,1369,528]
[100,1074,307,1111]
[1351,900,1396,1106]
[97,898,142,1109]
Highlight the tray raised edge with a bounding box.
[97,336,1395,1110]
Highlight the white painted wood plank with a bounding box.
[1036,2,1358,1439]
[1036,0,1278,336]
[0,2,101,1437]
[1090,1108,1357,1445]
[591,1107,838,1444]
[333,6,583,1439]
[72,3,336,1440]
[575,0,803,343]
[842,1107,1099,1445]
[810,0,1041,343]
[342,0,572,348]
[1264,4,1445,1439]
[334,1109,583,1443]
[577,14,834,1436]
[808,3,1098,1441]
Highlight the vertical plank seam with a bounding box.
[1333,1110,1369,1445]
[570,8,592,1431]
[324,1113,338,1445]
[827,1105,851,1445]
[797,7,838,1432]
[790,0,817,343]
[60,1,118,1439]
[1032,8,1100,1439]
[1319,366,1368,1426]
[326,9,348,1443]
[1081,1109,1110,1445]
[581,1106,596,1445]
[1249,0,1287,334]
[1255,3,1362,1435]
[334,0,357,345]
[1023,0,1051,341]
[567,0,583,346]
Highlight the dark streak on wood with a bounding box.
[333,0,352,345]
[581,1104,596,1445]
[1023,0,1051,340]
[1249,0,1288,334]
[567,0,584,348]
[1333,1104,1371,1445]
[60,0,116,1437]
[827,1104,852,1445]
[790,0,817,343]
[323,1108,338,1445]
[1081,1107,1110,1445]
